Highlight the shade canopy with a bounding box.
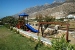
[19,13,29,16]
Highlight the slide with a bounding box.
[25,24,39,33]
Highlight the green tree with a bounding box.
[0,19,3,25]
[35,13,44,22]
[2,16,18,27]
[44,16,55,22]
[44,16,55,28]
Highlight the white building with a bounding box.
[67,14,75,19]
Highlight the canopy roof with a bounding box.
[19,13,29,16]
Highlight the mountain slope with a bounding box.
[13,3,63,18]
[13,2,75,19]
[29,2,75,18]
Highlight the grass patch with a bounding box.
[0,26,50,50]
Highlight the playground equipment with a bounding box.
[16,13,69,42]
[16,13,38,33]
[16,13,28,29]
[25,24,38,33]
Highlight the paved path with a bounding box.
[13,27,52,45]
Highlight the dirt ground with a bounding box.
[69,33,75,44]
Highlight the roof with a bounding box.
[19,13,29,16]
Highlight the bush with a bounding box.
[51,34,75,50]
[10,26,13,31]
[35,37,43,50]
[29,36,34,42]
[4,24,10,28]
[13,29,17,33]
[1,16,18,27]
[17,31,19,34]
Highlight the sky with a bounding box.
[0,0,54,18]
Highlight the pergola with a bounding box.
[38,22,70,42]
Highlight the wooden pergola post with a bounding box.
[41,24,44,37]
[37,23,40,36]
[66,24,69,42]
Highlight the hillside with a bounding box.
[13,1,75,19]
[24,3,63,14]
[40,2,75,18]
[13,2,63,18]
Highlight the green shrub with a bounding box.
[10,27,13,31]
[51,34,75,50]
[29,36,35,42]
[4,24,10,28]
[38,37,43,47]
[35,37,43,50]
[13,29,17,32]
[17,31,19,34]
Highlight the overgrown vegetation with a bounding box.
[0,19,3,25]
[51,34,75,50]
[35,15,55,22]
[35,15,55,28]
[1,16,18,28]
[44,16,55,22]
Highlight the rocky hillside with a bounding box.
[23,3,63,14]
[13,2,63,18]
[13,1,75,19]
[41,2,75,17]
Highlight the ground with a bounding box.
[0,26,50,50]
